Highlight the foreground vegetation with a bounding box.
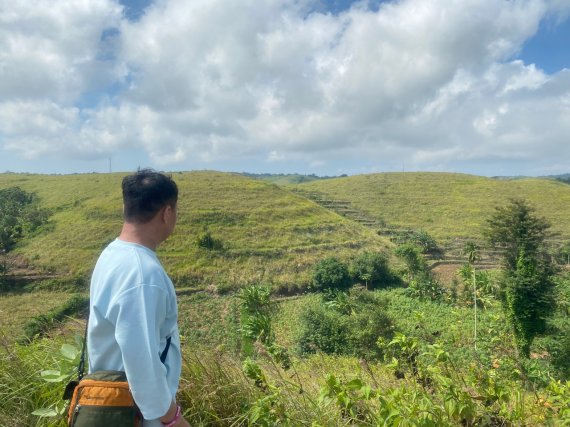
[1,277,569,426]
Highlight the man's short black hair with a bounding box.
[122,169,178,224]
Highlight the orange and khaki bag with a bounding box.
[64,319,171,426]
[67,370,141,426]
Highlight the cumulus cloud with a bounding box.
[0,0,569,174]
[0,0,123,102]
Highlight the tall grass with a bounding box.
[0,334,69,427]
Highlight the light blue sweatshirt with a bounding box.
[88,239,181,425]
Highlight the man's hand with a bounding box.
[172,416,190,427]
[160,403,189,426]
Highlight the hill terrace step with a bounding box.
[293,188,381,229]
[429,260,498,270]
[319,200,352,206]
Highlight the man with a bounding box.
[88,169,190,427]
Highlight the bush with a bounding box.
[544,317,570,380]
[542,276,570,379]
[195,230,223,250]
[298,289,394,360]
[349,252,395,290]
[407,275,446,302]
[0,187,50,252]
[394,244,427,280]
[410,230,441,256]
[311,257,351,292]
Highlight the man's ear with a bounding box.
[161,205,170,223]
[162,204,174,223]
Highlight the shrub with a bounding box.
[407,275,446,302]
[349,252,396,290]
[311,257,351,292]
[298,289,394,360]
[394,244,427,280]
[543,317,570,380]
[195,230,223,250]
[542,276,570,379]
[0,187,50,252]
[410,230,441,256]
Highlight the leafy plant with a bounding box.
[319,374,374,422]
[237,285,291,370]
[486,198,551,271]
[33,340,82,420]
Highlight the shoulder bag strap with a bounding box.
[77,317,88,381]
[160,336,171,364]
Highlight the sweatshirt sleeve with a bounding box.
[112,284,172,420]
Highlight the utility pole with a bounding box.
[108,157,112,173]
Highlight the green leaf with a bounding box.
[61,343,79,360]
[32,408,58,417]
[345,378,363,390]
[361,385,373,399]
[40,370,68,383]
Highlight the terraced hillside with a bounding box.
[0,171,390,292]
[291,172,570,249]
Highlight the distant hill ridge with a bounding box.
[240,172,347,185]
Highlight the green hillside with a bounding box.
[291,172,570,244]
[0,171,389,291]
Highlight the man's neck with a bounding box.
[119,223,160,251]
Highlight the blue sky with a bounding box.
[1,0,569,176]
[519,13,570,74]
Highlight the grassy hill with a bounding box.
[290,172,570,245]
[0,171,390,292]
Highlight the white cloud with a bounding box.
[0,0,123,103]
[1,0,570,175]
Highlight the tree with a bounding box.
[311,257,351,292]
[505,250,555,356]
[485,199,550,271]
[486,199,555,357]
